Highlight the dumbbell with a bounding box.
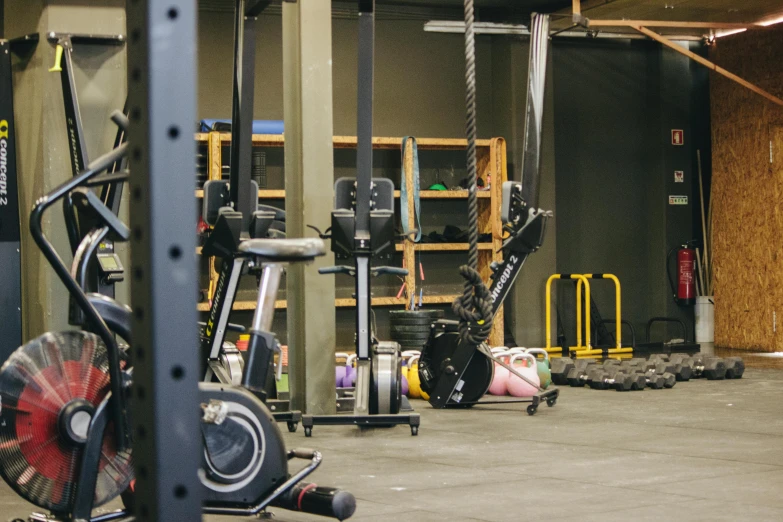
[674,354,744,379]
[586,367,643,391]
[724,357,746,379]
[566,359,598,387]
[632,368,676,389]
[551,357,576,386]
[639,358,691,382]
[670,354,727,380]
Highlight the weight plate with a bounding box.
[390,325,433,335]
[389,310,444,327]
[389,315,437,326]
[390,310,443,319]
[390,333,431,342]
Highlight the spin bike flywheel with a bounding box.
[418,330,493,406]
[0,331,133,513]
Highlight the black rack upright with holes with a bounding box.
[127,1,204,520]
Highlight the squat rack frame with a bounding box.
[126,1,203,521]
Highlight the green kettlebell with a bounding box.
[525,348,552,388]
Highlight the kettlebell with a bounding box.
[344,354,357,388]
[488,350,512,395]
[507,353,540,397]
[400,351,419,396]
[335,352,350,388]
[407,355,429,400]
[524,348,552,389]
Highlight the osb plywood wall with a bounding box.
[709,26,783,351]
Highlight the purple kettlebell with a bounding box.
[344,354,357,388]
[335,352,350,388]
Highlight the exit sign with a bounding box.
[672,129,684,145]
[669,195,688,205]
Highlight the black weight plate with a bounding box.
[389,317,435,327]
[389,310,444,326]
[390,310,443,319]
[390,335,431,344]
[391,325,433,334]
[391,329,430,339]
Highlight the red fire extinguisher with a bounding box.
[667,242,696,306]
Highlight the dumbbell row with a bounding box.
[550,353,744,391]
[649,353,745,380]
[557,359,671,391]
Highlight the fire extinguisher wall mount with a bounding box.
[667,241,697,306]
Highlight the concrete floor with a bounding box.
[2,367,783,521]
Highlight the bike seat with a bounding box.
[237,238,325,262]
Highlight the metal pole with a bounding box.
[229,0,258,229]
[126,1,203,520]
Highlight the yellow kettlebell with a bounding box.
[401,351,419,397]
[407,355,429,401]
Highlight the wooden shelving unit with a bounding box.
[196,132,508,345]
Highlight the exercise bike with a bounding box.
[199,179,301,430]
[0,113,356,522]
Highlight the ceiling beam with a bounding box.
[634,25,783,108]
[589,20,757,29]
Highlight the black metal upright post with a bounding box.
[126,1,202,520]
[229,0,258,231]
[354,0,375,375]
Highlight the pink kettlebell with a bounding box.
[488,350,511,395]
[507,353,541,397]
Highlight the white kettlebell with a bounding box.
[488,350,512,396]
[507,353,541,397]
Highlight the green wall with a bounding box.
[5,0,127,342]
[197,13,494,137]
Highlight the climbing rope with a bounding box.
[453,0,494,345]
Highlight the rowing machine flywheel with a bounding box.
[0,331,133,513]
[418,331,493,406]
[369,342,402,415]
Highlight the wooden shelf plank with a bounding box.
[196,189,491,200]
[335,297,406,307]
[393,190,491,199]
[195,189,284,199]
[394,243,494,252]
[195,133,493,150]
[197,296,408,311]
[421,294,460,304]
[197,299,287,312]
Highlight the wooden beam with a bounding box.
[590,20,755,29]
[634,26,783,107]
[572,0,581,16]
[556,0,616,15]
